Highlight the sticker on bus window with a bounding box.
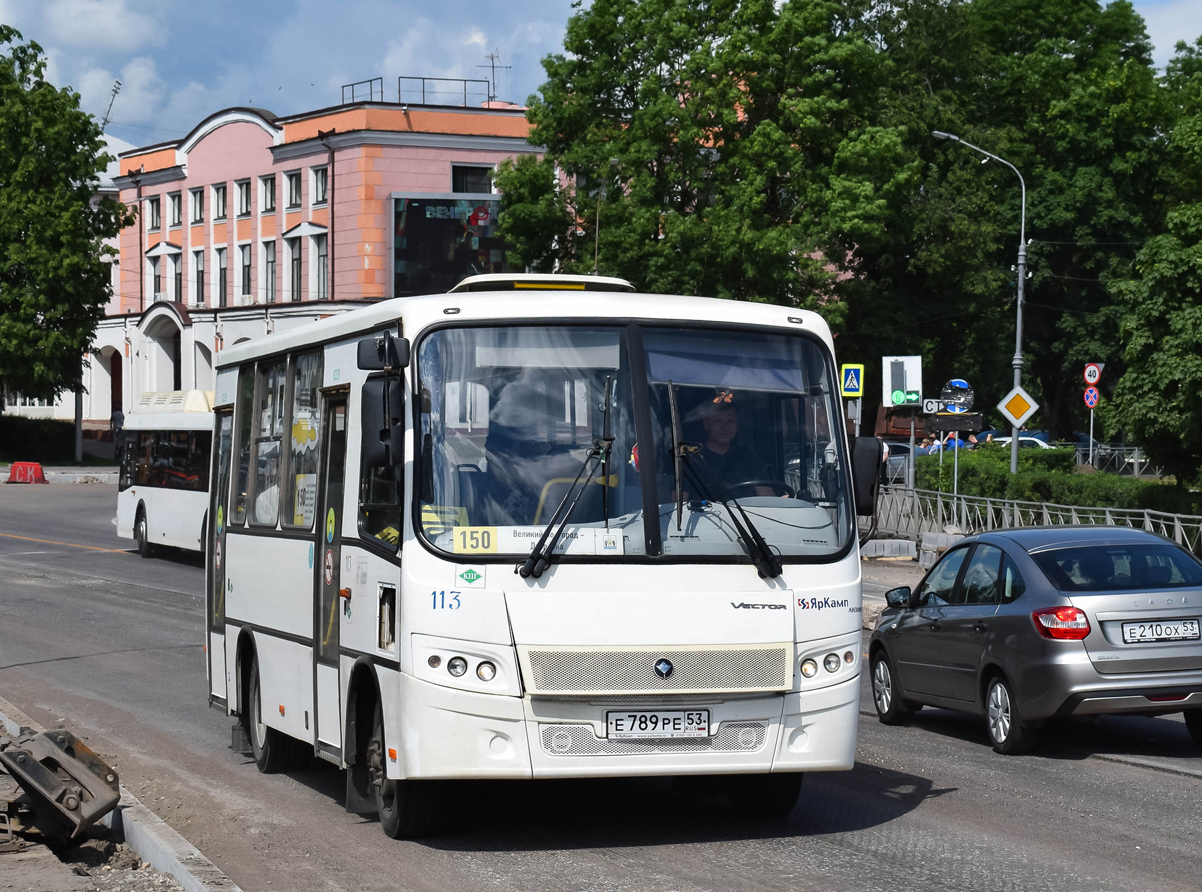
[452,527,498,554]
[293,474,317,526]
[421,505,468,536]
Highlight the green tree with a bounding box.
[497,0,890,319]
[0,26,134,403]
[1110,37,1202,482]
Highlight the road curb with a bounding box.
[0,695,242,892]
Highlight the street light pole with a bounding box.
[932,131,1027,474]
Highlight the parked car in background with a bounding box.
[870,527,1202,754]
[990,436,1055,450]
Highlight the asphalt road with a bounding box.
[2,484,1200,892]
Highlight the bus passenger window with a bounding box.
[284,352,322,528]
[250,360,286,526]
[231,367,255,525]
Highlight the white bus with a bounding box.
[118,390,214,557]
[205,274,881,838]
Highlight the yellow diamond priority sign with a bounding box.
[997,385,1039,429]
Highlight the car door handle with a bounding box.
[973,621,988,634]
[929,620,942,631]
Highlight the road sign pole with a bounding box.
[953,433,960,529]
[1089,408,1094,466]
[908,413,916,490]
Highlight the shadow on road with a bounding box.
[378,762,954,853]
[903,705,1200,764]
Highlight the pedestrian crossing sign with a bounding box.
[840,364,865,398]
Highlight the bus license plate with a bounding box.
[1122,619,1200,644]
[607,710,709,739]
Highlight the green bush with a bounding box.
[915,445,1202,515]
[0,415,77,463]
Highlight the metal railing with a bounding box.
[398,76,490,107]
[870,485,1202,556]
[1072,445,1161,478]
[342,77,383,104]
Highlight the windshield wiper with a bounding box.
[520,378,615,579]
[680,457,782,579]
[663,386,780,578]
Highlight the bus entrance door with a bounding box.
[208,410,233,707]
[314,394,348,758]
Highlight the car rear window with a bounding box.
[1031,544,1202,592]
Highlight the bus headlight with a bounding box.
[824,653,841,673]
[800,659,818,678]
[476,661,497,682]
[447,656,468,677]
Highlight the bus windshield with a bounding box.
[417,324,851,561]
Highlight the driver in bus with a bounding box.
[696,390,775,497]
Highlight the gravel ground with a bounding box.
[58,832,185,892]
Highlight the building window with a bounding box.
[217,247,228,308]
[240,244,252,298]
[312,166,327,205]
[237,181,251,217]
[288,237,301,301]
[151,257,161,298]
[264,241,276,303]
[173,255,182,300]
[261,175,276,213]
[451,165,493,194]
[190,188,204,223]
[168,192,181,227]
[286,171,301,208]
[313,234,328,299]
[194,250,205,305]
[146,196,161,231]
[213,184,227,221]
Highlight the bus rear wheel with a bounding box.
[726,772,803,819]
[245,656,291,773]
[370,701,444,838]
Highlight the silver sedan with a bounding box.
[869,527,1202,754]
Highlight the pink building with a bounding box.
[34,88,538,428]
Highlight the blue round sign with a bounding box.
[1084,386,1100,409]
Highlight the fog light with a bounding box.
[844,650,855,664]
[427,655,441,669]
[476,661,497,682]
[801,659,818,678]
[447,656,468,677]
[824,653,841,673]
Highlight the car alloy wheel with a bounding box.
[985,676,1036,755]
[871,652,913,725]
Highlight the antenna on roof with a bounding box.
[477,50,510,103]
[100,80,122,132]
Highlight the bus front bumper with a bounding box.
[391,672,859,780]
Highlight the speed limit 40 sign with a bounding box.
[1084,363,1102,385]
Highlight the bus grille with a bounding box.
[520,645,791,695]
[540,722,768,756]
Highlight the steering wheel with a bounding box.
[722,479,798,499]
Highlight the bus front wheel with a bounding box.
[370,701,444,838]
[245,656,290,773]
[135,509,154,559]
[726,772,803,819]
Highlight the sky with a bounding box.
[1,0,1200,155]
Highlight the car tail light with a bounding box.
[1032,606,1091,640]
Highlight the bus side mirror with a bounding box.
[357,331,410,371]
[851,436,883,516]
[361,376,405,467]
